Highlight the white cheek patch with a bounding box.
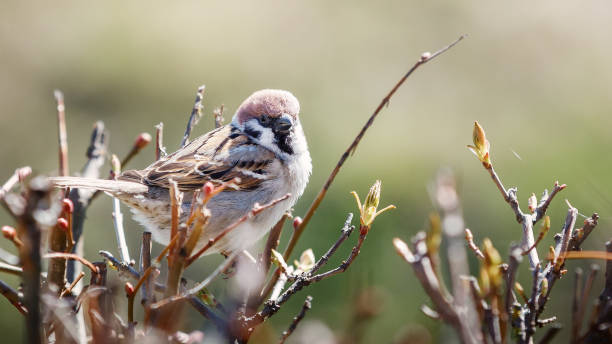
[245,120,280,152]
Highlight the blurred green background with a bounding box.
[1,1,611,343]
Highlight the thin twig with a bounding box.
[0,166,32,201]
[214,105,225,129]
[186,194,291,265]
[168,179,182,262]
[67,121,107,283]
[55,90,69,177]
[263,214,288,274]
[247,214,289,311]
[187,251,240,295]
[243,216,363,330]
[465,228,485,260]
[110,155,131,264]
[98,251,140,280]
[282,35,465,262]
[44,253,98,274]
[0,279,27,314]
[523,216,550,256]
[155,122,166,160]
[181,85,206,148]
[188,296,228,335]
[0,261,22,276]
[538,324,562,344]
[0,247,19,265]
[573,265,599,342]
[60,271,85,298]
[18,177,53,344]
[278,295,312,344]
[120,132,152,169]
[140,231,154,308]
[533,182,566,224]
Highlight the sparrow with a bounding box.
[50,89,312,255]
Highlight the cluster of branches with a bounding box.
[0,37,466,343]
[393,122,612,344]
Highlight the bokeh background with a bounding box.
[1,1,611,343]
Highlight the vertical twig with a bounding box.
[181,85,206,148]
[67,121,107,283]
[155,122,165,160]
[110,154,130,264]
[140,232,154,308]
[214,105,225,129]
[18,177,53,344]
[55,90,69,177]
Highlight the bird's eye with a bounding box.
[259,114,271,125]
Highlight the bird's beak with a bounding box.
[274,115,293,135]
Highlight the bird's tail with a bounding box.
[48,176,148,194]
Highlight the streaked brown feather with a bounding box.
[118,125,275,191]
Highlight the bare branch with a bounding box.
[214,105,225,129]
[99,251,140,280]
[533,182,566,224]
[187,251,240,295]
[278,295,312,344]
[139,231,154,308]
[44,253,99,274]
[283,35,466,261]
[55,90,69,177]
[181,85,206,147]
[0,166,32,200]
[155,122,166,160]
[465,229,485,260]
[0,279,27,314]
[67,121,107,283]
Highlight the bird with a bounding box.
[50,89,312,256]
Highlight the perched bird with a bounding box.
[51,89,312,255]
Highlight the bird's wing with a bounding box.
[120,125,275,191]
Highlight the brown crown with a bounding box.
[235,89,300,124]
